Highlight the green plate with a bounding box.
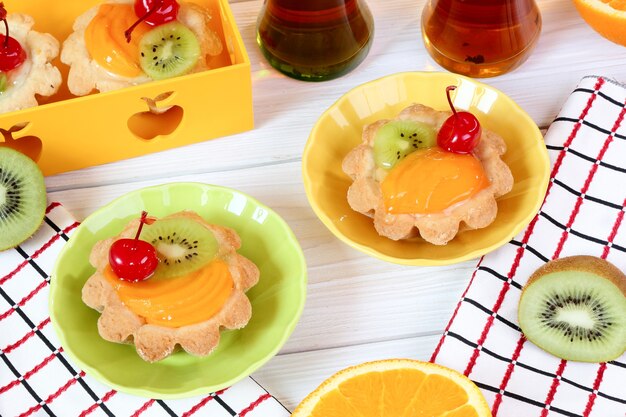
[50,183,307,399]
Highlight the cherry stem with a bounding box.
[2,20,8,49]
[125,0,163,43]
[445,85,458,117]
[134,211,149,240]
[0,2,9,49]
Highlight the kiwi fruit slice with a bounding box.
[140,217,218,279]
[0,72,7,93]
[139,22,201,80]
[518,256,626,362]
[0,148,46,251]
[373,120,437,169]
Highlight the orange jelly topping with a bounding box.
[381,147,490,214]
[103,260,234,328]
[85,4,150,78]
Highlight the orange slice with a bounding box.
[292,359,491,417]
[573,0,626,46]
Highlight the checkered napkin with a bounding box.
[431,76,626,417]
[0,203,290,417]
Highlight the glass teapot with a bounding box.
[422,0,542,77]
[256,0,374,81]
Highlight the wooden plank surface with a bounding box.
[46,0,626,411]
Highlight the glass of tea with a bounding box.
[256,0,374,81]
[422,0,541,77]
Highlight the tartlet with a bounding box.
[342,103,514,245]
[61,0,223,95]
[82,211,259,362]
[0,13,62,114]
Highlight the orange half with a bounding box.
[292,359,491,417]
[573,0,626,46]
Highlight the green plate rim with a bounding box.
[49,182,307,399]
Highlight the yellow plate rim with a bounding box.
[302,71,550,266]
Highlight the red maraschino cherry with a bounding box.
[109,211,159,282]
[437,85,482,154]
[0,3,26,72]
[126,0,179,42]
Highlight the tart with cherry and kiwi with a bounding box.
[82,210,259,362]
[342,86,514,245]
[0,3,61,114]
[61,0,223,95]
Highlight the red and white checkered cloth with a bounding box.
[0,203,290,417]
[431,76,626,417]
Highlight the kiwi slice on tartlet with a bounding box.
[139,21,201,80]
[373,120,437,170]
[0,72,7,93]
[518,256,626,363]
[0,147,46,251]
[140,217,218,279]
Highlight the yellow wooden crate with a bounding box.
[0,0,253,176]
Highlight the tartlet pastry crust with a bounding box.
[342,104,514,245]
[82,211,259,362]
[0,14,62,114]
[61,0,223,95]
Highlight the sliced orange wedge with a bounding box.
[291,359,491,417]
[573,0,626,46]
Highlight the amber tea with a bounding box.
[257,0,374,81]
[422,0,541,77]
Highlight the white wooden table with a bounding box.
[46,0,626,411]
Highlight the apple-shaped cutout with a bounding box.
[0,122,42,161]
[127,92,183,140]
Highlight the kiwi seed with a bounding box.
[373,120,437,170]
[0,147,46,251]
[518,256,626,363]
[140,217,218,279]
[139,22,201,81]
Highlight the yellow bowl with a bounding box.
[302,72,550,266]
